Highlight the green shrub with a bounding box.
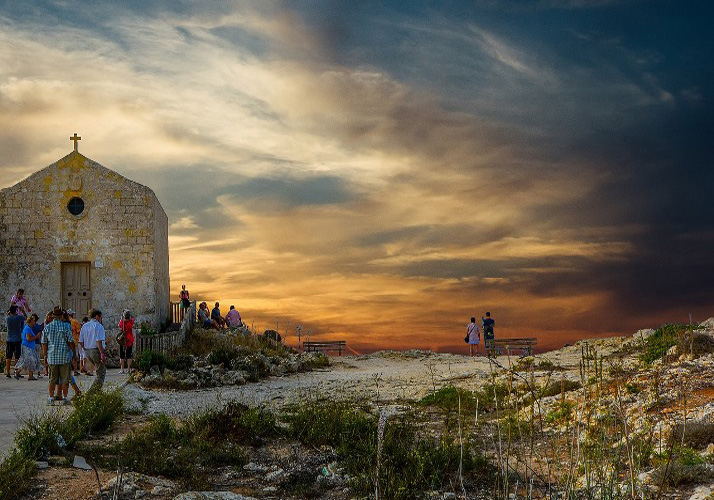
[14,410,66,460]
[171,354,194,371]
[474,381,515,411]
[94,412,246,488]
[137,349,170,372]
[0,451,35,500]
[14,391,125,459]
[188,401,277,443]
[641,324,702,364]
[418,385,478,412]
[207,345,237,366]
[139,322,156,336]
[653,446,712,486]
[284,401,490,498]
[545,401,575,425]
[63,390,124,444]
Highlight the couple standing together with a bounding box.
[466,312,494,357]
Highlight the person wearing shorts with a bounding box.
[42,307,75,405]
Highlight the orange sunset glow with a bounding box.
[1,2,712,353]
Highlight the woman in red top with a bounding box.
[118,310,135,373]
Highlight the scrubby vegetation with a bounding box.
[285,401,491,498]
[641,323,703,363]
[0,390,125,499]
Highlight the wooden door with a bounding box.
[61,262,91,315]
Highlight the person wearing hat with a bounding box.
[41,307,75,405]
[67,309,82,376]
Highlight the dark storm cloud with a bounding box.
[220,175,355,211]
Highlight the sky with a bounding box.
[0,0,712,353]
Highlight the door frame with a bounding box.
[60,261,92,313]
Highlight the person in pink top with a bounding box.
[10,289,31,317]
[118,310,135,373]
[225,305,243,328]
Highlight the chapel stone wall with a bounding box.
[0,151,169,330]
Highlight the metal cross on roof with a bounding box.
[70,133,81,152]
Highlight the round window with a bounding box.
[67,197,85,216]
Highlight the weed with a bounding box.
[418,385,478,412]
[137,349,171,372]
[188,401,277,444]
[544,400,575,425]
[641,323,703,364]
[672,421,714,449]
[14,390,124,459]
[0,451,35,500]
[284,401,490,498]
[207,345,237,366]
[653,446,712,486]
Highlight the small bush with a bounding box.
[84,402,272,488]
[302,352,329,370]
[63,390,124,444]
[188,401,277,443]
[672,421,714,449]
[474,381,516,411]
[0,451,35,500]
[207,345,237,367]
[14,391,125,459]
[653,447,712,486]
[14,410,65,460]
[545,400,575,425]
[641,324,702,364]
[418,385,478,412]
[284,401,490,498]
[137,349,170,372]
[171,354,194,371]
[139,322,156,336]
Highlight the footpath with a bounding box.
[0,369,129,455]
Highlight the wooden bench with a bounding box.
[303,340,346,356]
[485,338,537,357]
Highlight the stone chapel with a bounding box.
[0,135,170,329]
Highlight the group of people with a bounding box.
[197,301,243,330]
[465,311,495,356]
[4,288,136,404]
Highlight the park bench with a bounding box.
[303,340,347,356]
[485,338,537,357]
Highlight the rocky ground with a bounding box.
[13,319,714,499]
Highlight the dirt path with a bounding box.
[130,351,541,416]
[0,370,130,456]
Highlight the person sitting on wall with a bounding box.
[198,302,219,330]
[211,302,226,328]
[225,305,243,328]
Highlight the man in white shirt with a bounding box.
[79,309,107,394]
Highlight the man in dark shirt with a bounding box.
[211,302,226,329]
[5,306,25,378]
[482,312,495,342]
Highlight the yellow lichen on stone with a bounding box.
[114,190,122,199]
[113,261,123,269]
